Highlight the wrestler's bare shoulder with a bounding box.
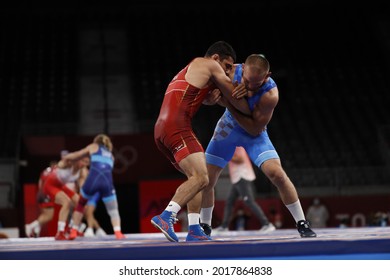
[189,57,218,69]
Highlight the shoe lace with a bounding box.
[298,221,310,229]
[169,213,178,226]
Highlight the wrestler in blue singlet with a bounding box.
[86,192,100,207]
[205,64,280,168]
[80,145,116,202]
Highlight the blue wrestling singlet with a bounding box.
[205,64,280,168]
[81,145,117,201]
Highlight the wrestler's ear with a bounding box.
[211,54,219,61]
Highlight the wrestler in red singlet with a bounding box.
[43,166,78,202]
[151,41,247,243]
[38,164,57,208]
[154,63,217,168]
[24,163,57,237]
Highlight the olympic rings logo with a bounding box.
[112,145,138,174]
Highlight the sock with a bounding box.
[30,220,40,229]
[188,213,200,226]
[285,200,305,223]
[96,228,106,234]
[113,226,121,232]
[57,221,66,232]
[29,220,41,234]
[200,206,214,225]
[78,223,87,233]
[33,225,41,235]
[165,201,181,214]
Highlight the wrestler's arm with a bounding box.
[63,144,98,162]
[210,62,251,115]
[226,88,279,136]
[202,89,222,105]
[203,83,248,106]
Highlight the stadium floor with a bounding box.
[1,227,390,260]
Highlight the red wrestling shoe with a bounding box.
[115,231,125,239]
[68,228,78,240]
[54,231,68,240]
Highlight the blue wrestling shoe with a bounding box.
[151,210,179,242]
[186,224,212,242]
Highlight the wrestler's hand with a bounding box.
[217,95,228,107]
[203,89,222,105]
[232,82,248,99]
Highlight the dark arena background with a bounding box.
[1,0,390,266]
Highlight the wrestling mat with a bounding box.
[1,227,390,260]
